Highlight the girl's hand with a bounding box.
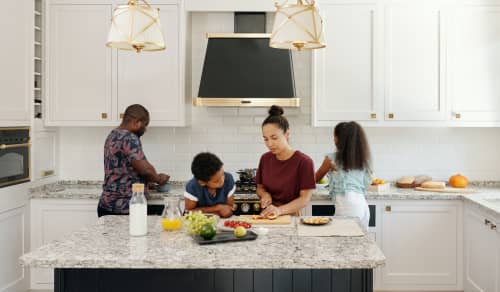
[260,204,281,218]
[260,193,272,209]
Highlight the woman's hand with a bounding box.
[260,193,272,209]
[260,204,281,218]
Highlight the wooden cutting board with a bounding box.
[415,187,476,193]
[238,215,293,225]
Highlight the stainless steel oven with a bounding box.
[0,127,30,188]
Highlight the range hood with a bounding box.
[193,13,299,107]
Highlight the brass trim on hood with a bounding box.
[193,97,300,107]
[207,33,271,39]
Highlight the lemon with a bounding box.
[319,178,328,184]
[234,226,247,238]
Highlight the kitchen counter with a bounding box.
[20,215,384,269]
[30,181,500,218]
[21,216,384,292]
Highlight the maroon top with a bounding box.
[256,151,316,205]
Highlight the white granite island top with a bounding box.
[20,216,385,270]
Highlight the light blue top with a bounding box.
[326,153,372,199]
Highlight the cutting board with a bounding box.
[238,215,293,225]
[415,187,476,193]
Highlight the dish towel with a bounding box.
[297,218,364,237]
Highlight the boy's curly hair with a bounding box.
[191,152,223,182]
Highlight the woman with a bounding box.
[256,105,316,217]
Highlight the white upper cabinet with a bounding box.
[0,1,32,126]
[117,4,184,126]
[313,2,381,126]
[47,4,115,125]
[450,4,500,123]
[384,2,447,121]
[46,0,185,127]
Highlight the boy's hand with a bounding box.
[260,193,272,209]
[157,173,170,185]
[218,204,233,218]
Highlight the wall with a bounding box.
[58,12,500,182]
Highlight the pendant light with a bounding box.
[270,0,326,51]
[106,0,165,53]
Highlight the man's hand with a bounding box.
[260,193,272,209]
[157,173,170,185]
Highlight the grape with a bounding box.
[183,211,217,235]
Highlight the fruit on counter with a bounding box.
[420,181,446,189]
[161,218,182,231]
[252,213,278,220]
[224,220,252,229]
[371,178,385,185]
[449,174,468,188]
[318,177,328,184]
[183,211,218,235]
[233,226,247,238]
[199,223,216,240]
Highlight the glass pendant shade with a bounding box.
[106,0,165,53]
[270,0,326,51]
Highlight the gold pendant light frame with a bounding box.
[270,0,326,51]
[106,0,165,52]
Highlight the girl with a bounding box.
[315,121,372,228]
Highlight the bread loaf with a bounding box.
[396,176,416,188]
[420,181,446,189]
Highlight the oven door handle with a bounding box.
[0,142,31,150]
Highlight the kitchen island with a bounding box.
[20,216,385,292]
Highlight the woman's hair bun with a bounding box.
[268,105,284,117]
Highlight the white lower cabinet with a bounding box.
[30,199,98,290]
[0,205,29,292]
[464,202,499,292]
[379,200,462,291]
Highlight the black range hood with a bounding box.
[193,13,299,107]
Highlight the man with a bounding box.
[98,104,169,217]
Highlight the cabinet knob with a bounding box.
[484,219,491,226]
[101,113,108,119]
[370,113,377,119]
[388,113,394,119]
[455,113,461,119]
[120,113,124,119]
[385,205,392,212]
[491,224,497,230]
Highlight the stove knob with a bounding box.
[241,203,250,213]
[232,203,238,212]
[253,203,260,212]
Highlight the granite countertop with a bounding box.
[20,216,385,269]
[29,181,500,218]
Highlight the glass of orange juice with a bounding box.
[161,198,183,231]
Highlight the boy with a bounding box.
[184,152,235,218]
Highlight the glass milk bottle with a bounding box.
[161,198,183,231]
[129,183,147,236]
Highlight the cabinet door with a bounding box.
[47,4,114,125]
[117,4,184,126]
[464,208,497,292]
[313,3,381,125]
[384,2,446,121]
[450,6,500,123]
[30,199,98,289]
[380,202,458,288]
[0,1,31,125]
[0,206,28,292]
